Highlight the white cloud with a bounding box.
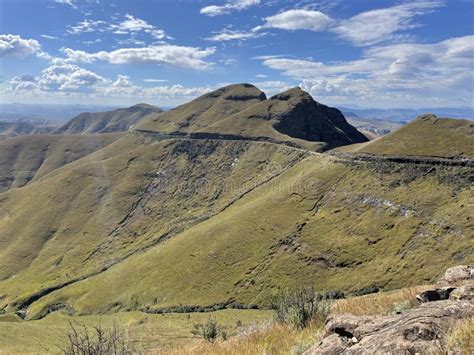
[40,34,59,40]
[67,14,172,41]
[67,19,107,34]
[0,34,41,58]
[2,60,212,105]
[332,1,443,46]
[39,60,107,91]
[255,74,267,78]
[111,14,153,33]
[53,0,77,8]
[253,1,444,46]
[201,0,260,16]
[254,9,333,32]
[259,35,474,106]
[143,79,169,83]
[254,80,293,95]
[62,45,215,69]
[206,28,266,42]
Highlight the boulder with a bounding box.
[438,265,473,287]
[304,300,473,354]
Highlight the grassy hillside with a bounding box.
[56,103,163,134]
[0,131,471,320]
[137,84,367,151]
[339,114,474,157]
[0,309,271,353]
[0,133,122,192]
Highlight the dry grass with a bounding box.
[332,286,432,316]
[165,320,323,355]
[446,317,474,353]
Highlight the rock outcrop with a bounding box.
[305,265,474,354]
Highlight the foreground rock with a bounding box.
[305,265,473,354]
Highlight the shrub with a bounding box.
[273,286,331,329]
[353,285,379,296]
[191,317,227,343]
[60,321,128,354]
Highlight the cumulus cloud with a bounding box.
[201,0,260,16]
[39,60,107,91]
[260,35,474,106]
[253,1,444,46]
[0,34,42,58]
[62,45,215,69]
[254,9,333,32]
[3,65,212,104]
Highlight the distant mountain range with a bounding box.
[340,107,473,122]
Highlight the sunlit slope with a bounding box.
[339,114,474,157]
[56,104,163,134]
[137,84,367,151]
[5,145,469,319]
[137,84,267,133]
[0,133,122,192]
[0,134,308,315]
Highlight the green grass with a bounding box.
[0,309,272,353]
[338,115,474,157]
[0,133,122,192]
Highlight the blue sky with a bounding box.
[0,0,473,108]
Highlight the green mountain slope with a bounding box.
[339,114,474,157]
[0,133,122,192]
[0,87,471,323]
[0,133,471,319]
[56,104,163,134]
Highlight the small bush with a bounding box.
[60,321,128,355]
[353,285,379,296]
[191,317,227,343]
[273,286,331,329]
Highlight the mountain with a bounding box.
[338,114,474,158]
[345,116,405,139]
[340,107,473,122]
[56,104,163,134]
[0,103,120,124]
[0,133,123,193]
[138,84,368,151]
[0,121,56,137]
[0,86,471,322]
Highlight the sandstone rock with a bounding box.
[438,265,473,287]
[449,283,474,300]
[304,300,473,354]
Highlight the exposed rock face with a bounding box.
[305,301,473,354]
[305,265,474,354]
[269,88,368,147]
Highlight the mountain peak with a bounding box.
[203,83,266,101]
[270,87,311,101]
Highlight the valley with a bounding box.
[0,84,472,353]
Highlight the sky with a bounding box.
[0,0,473,108]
